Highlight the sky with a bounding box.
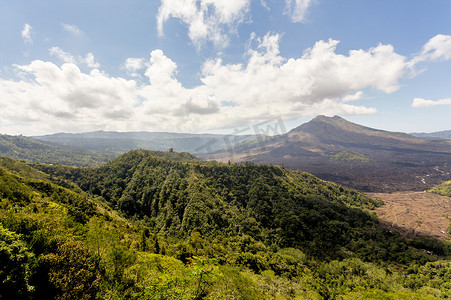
[0,0,451,136]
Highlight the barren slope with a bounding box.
[371,191,451,240]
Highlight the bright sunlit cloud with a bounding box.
[2,1,451,134]
[4,33,447,134]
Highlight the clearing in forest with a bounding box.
[371,191,451,240]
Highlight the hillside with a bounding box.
[205,116,451,192]
[372,191,451,240]
[2,152,451,298]
[0,134,113,166]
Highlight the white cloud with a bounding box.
[2,33,449,135]
[49,47,100,68]
[157,0,251,48]
[411,34,451,65]
[0,60,137,134]
[412,97,451,108]
[123,58,146,73]
[83,53,100,68]
[21,23,33,44]
[285,0,315,23]
[62,23,83,35]
[49,47,77,64]
[342,91,364,102]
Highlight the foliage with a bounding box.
[1,152,451,299]
[33,240,102,300]
[430,180,451,197]
[0,223,33,299]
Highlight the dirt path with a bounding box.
[369,191,451,240]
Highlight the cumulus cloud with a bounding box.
[49,47,100,68]
[61,23,83,35]
[0,60,137,134]
[285,0,315,23]
[2,33,449,135]
[412,97,451,108]
[21,23,33,44]
[157,0,251,48]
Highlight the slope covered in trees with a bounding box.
[430,180,451,197]
[1,152,451,299]
[0,134,113,166]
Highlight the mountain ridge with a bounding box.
[411,130,451,140]
[33,131,259,156]
[205,115,451,192]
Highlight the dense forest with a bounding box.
[1,151,451,299]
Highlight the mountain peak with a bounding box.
[290,115,354,133]
[311,115,346,123]
[312,115,343,121]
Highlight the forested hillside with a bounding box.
[1,152,451,299]
[0,134,113,166]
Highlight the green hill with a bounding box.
[1,152,451,299]
[0,134,114,166]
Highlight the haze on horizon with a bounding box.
[1,0,450,136]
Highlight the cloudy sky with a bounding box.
[1,0,450,136]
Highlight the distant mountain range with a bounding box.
[33,131,258,156]
[204,115,451,192]
[1,115,450,192]
[410,130,451,140]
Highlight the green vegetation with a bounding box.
[430,180,451,197]
[0,134,114,166]
[331,151,372,163]
[1,151,451,299]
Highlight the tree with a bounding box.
[35,240,102,300]
[0,224,32,299]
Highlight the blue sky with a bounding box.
[1,0,450,136]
